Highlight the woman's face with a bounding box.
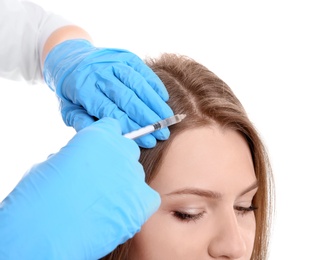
[129,125,257,259]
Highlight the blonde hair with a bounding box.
[103,53,274,260]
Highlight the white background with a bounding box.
[1,1,323,258]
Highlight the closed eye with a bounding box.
[234,205,258,216]
[172,211,205,222]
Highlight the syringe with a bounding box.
[123,114,186,140]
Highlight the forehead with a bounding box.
[150,125,256,195]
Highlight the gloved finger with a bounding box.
[86,49,168,102]
[111,64,174,119]
[95,74,162,123]
[60,99,96,131]
[123,54,170,102]
[94,77,171,141]
[133,133,157,148]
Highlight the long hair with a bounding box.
[103,53,274,260]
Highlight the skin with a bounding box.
[42,25,92,65]
[128,125,258,259]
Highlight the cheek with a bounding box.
[128,213,177,259]
[129,211,201,259]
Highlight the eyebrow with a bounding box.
[165,180,258,200]
[166,188,222,199]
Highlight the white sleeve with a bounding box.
[0,0,73,84]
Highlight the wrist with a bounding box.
[42,25,93,66]
[43,39,94,94]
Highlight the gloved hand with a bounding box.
[0,118,160,260]
[43,39,173,148]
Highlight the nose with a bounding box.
[208,209,246,258]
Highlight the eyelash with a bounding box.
[172,211,205,223]
[235,205,258,216]
[173,205,258,222]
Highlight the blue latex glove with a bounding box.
[43,39,174,148]
[0,118,160,260]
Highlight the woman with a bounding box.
[103,53,274,259]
